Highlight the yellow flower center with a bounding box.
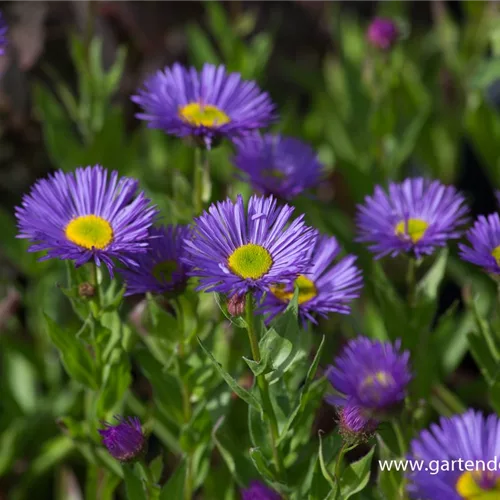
[361,371,394,389]
[262,168,286,180]
[152,260,178,283]
[65,215,113,250]
[395,218,429,243]
[179,102,230,127]
[270,274,317,305]
[456,471,500,499]
[491,246,500,266]
[228,243,273,279]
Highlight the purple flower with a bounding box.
[132,63,276,147]
[182,194,317,297]
[99,416,146,462]
[407,410,500,500]
[326,337,411,419]
[15,165,158,275]
[233,133,323,199]
[459,213,500,275]
[241,481,281,500]
[261,234,362,325]
[338,404,378,443]
[367,17,399,50]
[356,178,468,259]
[120,225,191,295]
[0,11,7,56]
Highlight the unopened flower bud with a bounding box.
[367,17,399,51]
[228,294,245,317]
[338,405,378,444]
[78,282,95,298]
[99,416,146,462]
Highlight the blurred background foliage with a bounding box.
[1,1,500,499]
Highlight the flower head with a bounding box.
[120,225,191,295]
[367,17,399,50]
[132,63,276,147]
[0,11,7,55]
[326,337,411,419]
[459,213,500,275]
[338,404,378,444]
[241,481,281,500]
[356,178,468,259]
[233,133,323,199]
[99,416,146,462]
[407,410,500,500]
[183,194,317,297]
[261,235,362,325]
[15,166,158,275]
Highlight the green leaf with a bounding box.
[96,348,132,417]
[123,465,147,500]
[160,462,185,500]
[416,249,448,300]
[249,448,289,494]
[44,314,98,389]
[198,337,262,412]
[339,446,375,499]
[150,455,164,484]
[318,432,336,490]
[279,336,326,443]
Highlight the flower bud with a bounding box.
[227,293,245,317]
[99,416,146,462]
[338,405,378,444]
[78,282,95,298]
[367,17,399,51]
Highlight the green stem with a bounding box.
[433,383,466,414]
[333,442,349,500]
[245,294,286,482]
[406,257,416,307]
[138,460,158,498]
[90,261,101,310]
[175,299,194,500]
[392,419,406,457]
[193,147,210,214]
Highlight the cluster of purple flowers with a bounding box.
[14,51,500,500]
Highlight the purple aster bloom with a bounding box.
[261,234,363,325]
[459,213,500,275]
[241,481,281,500]
[356,178,468,259]
[15,165,158,275]
[326,337,411,419]
[132,63,276,147]
[0,11,7,56]
[338,404,378,443]
[182,194,317,297]
[99,416,146,462]
[407,410,500,500]
[232,133,323,199]
[367,17,399,50]
[120,225,191,296]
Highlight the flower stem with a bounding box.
[90,260,101,308]
[406,257,416,307]
[245,294,286,482]
[193,147,210,215]
[433,383,466,414]
[391,419,406,457]
[333,442,349,500]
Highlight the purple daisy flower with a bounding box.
[99,416,146,462]
[459,213,500,275]
[367,17,399,50]
[182,194,317,297]
[241,481,281,500]
[120,225,191,296]
[356,178,468,259]
[407,410,500,500]
[338,404,378,443]
[232,133,323,199]
[261,234,363,325]
[0,11,7,56]
[15,165,158,275]
[132,63,276,147]
[326,337,411,419]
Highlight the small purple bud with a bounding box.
[241,480,281,500]
[228,293,245,317]
[367,17,399,51]
[339,405,378,444]
[98,416,146,462]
